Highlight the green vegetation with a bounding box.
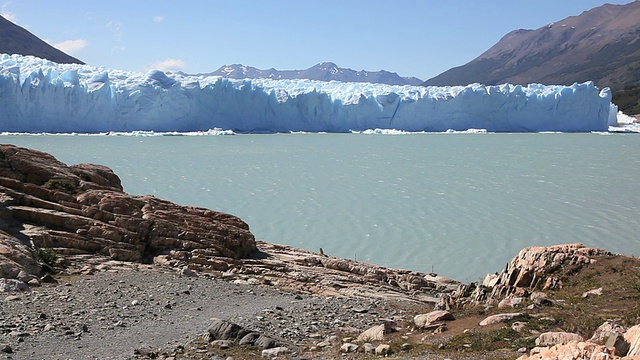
[443,327,535,353]
[36,247,58,268]
[613,83,640,115]
[43,177,78,193]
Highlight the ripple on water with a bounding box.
[3,132,640,281]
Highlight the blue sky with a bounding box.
[1,0,633,80]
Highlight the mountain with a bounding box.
[204,62,424,86]
[423,1,640,92]
[0,15,83,64]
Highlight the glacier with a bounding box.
[0,54,616,133]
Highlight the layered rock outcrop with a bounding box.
[485,243,608,299]
[445,243,610,308]
[0,144,256,284]
[0,144,461,303]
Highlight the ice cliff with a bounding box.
[0,54,615,133]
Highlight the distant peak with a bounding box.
[207,61,423,85]
[317,61,338,67]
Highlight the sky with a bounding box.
[0,0,633,81]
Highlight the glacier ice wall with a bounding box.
[0,54,614,133]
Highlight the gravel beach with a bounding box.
[0,263,420,360]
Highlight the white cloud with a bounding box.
[111,45,126,54]
[106,21,124,40]
[1,10,16,23]
[153,15,164,23]
[146,58,187,72]
[1,3,17,23]
[52,39,88,55]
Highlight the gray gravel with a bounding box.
[0,268,412,360]
[0,269,298,359]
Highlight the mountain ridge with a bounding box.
[0,15,84,64]
[423,1,640,92]
[198,61,424,86]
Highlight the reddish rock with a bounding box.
[414,310,455,328]
[463,244,609,306]
[517,341,612,360]
[0,144,256,286]
[535,331,584,346]
[517,324,640,359]
[626,325,640,356]
[357,322,395,342]
[590,321,625,345]
[479,312,523,326]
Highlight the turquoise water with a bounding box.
[3,133,640,281]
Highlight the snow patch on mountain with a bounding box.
[204,62,424,86]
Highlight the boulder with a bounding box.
[511,321,527,332]
[210,340,231,349]
[340,343,358,353]
[207,318,243,340]
[363,342,375,354]
[530,291,554,306]
[414,310,455,328]
[239,332,261,346]
[254,335,278,349]
[375,344,391,356]
[518,326,640,359]
[535,331,584,346]
[582,287,603,298]
[517,341,610,360]
[479,313,523,326]
[261,347,289,359]
[357,322,395,342]
[498,295,525,308]
[625,324,640,356]
[605,333,630,357]
[589,321,625,344]
[0,278,29,292]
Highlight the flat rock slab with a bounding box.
[479,313,523,326]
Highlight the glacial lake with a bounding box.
[3,132,639,282]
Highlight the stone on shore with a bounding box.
[519,323,640,359]
[340,343,358,353]
[479,313,523,326]
[413,310,455,328]
[375,344,391,355]
[517,341,609,360]
[357,322,395,342]
[262,347,290,358]
[589,321,625,344]
[625,324,640,356]
[535,331,584,346]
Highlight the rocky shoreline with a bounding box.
[1,144,640,359]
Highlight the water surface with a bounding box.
[3,133,639,281]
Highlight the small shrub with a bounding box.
[43,178,77,193]
[36,247,58,268]
[443,327,535,352]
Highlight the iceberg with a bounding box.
[0,54,614,133]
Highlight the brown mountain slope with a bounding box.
[424,1,640,91]
[0,15,83,64]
